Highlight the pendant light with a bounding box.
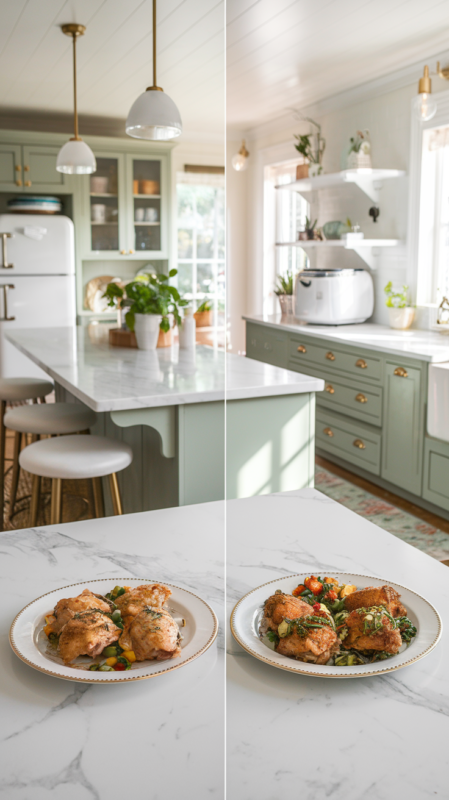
[126,0,182,140]
[56,24,96,174]
[232,141,250,171]
[414,65,437,122]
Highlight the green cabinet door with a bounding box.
[0,144,22,191]
[22,145,68,193]
[381,362,424,495]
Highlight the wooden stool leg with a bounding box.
[50,478,63,525]
[9,430,22,518]
[92,477,105,518]
[0,400,6,532]
[29,474,41,527]
[109,473,123,516]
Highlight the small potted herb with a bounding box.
[194,299,213,328]
[104,269,188,350]
[346,130,372,170]
[384,282,415,330]
[294,117,326,178]
[274,271,294,317]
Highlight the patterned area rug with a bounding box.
[315,466,449,561]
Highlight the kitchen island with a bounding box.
[227,488,449,800]
[0,500,224,798]
[6,326,323,513]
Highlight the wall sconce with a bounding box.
[232,141,249,172]
[414,60,449,123]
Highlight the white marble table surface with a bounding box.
[227,489,449,800]
[245,314,449,362]
[0,501,224,799]
[6,326,323,412]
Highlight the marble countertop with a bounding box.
[6,326,323,412]
[0,501,224,798]
[245,314,449,362]
[227,489,449,800]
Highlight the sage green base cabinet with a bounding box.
[245,321,449,516]
[226,393,315,498]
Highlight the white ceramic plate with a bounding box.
[10,578,218,683]
[231,572,442,678]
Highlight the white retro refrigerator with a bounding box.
[0,214,76,379]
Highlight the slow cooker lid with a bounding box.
[297,269,365,278]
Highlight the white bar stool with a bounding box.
[19,434,133,525]
[4,403,97,521]
[0,377,53,530]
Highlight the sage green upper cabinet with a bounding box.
[22,145,67,193]
[0,144,22,190]
[84,153,126,256]
[126,154,167,258]
[381,361,424,495]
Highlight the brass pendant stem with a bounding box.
[72,34,79,140]
[153,0,157,89]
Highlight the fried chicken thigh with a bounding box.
[276,620,340,664]
[115,584,172,625]
[344,608,402,653]
[119,606,181,661]
[58,610,121,664]
[344,586,406,618]
[52,589,113,635]
[260,592,311,635]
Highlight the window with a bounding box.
[176,174,225,342]
[417,125,449,305]
[263,161,309,315]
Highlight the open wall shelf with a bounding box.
[276,238,402,270]
[276,168,405,203]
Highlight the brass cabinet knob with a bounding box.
[394,366,408,378]
[355,358,367,369]
[24,180,32,187]
[129,249,134,254]
[323,427,334,437]
[353,438,366,449]
[15,165,21,172]
[325,384,335,394]
[24,165,30,172]
[297,344,307,353]
[355,393,367,403]
[120,249,127,255]
[16,180,22,187]
[325,351,335,361]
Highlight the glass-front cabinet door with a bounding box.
[126,154,167,257]
[88,155,125,254]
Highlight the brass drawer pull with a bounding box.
[355,393,367,404]
[297,344,307,353]
[325,384,335,394]
[24,165,30,172]
[356,358,367,369]
[15,165,21,172]
[353,438,366,449]
[394,367,408,378]
[325,351,335,361]
[24,180,32,187]
[323,427,334,437]
[16,180,22,187]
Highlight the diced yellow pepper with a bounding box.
[340,584,357,598]
[105,657,117,667]
[124,586,131,592]
[122,650,136,663]
[45,614,56,625]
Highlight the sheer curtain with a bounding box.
[417,126,449,304]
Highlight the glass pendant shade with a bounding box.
[232,152,248,171]
[126,89,182,140]
[56,138,97,174]
[413,92,437,122]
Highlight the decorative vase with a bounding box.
[278,294,294,318]
[134,313,162,350]
[347,151,372,170]
[388,307,415,330]
[322,221,351,240]
[296,163,309,180]
[194,310,213,328]
[309,163,323,177]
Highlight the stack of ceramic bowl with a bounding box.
[7,196,62,214]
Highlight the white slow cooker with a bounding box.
[294,268,374,325]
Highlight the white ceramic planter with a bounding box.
[388,307,415,330]
[309,163,323,177]
[134,313,162,350]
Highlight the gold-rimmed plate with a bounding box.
[231,572,442,678]
[10,578,218,683]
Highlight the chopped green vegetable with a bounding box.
[89,663,99,671]
[265,630,279,646]
[98,665,114,672]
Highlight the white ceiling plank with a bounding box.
[0,0,29,58]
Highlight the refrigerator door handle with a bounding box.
[0,234,13,269]
[0,285,15,321]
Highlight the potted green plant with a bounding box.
[194,299,213,328]
[294,117,326,178]
[384,282,415,330]
[274,271,294,317]
[346,130,372,170]
[104,269,188,350]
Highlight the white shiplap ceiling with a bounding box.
[0,0,224,137]
[227,0,449,133]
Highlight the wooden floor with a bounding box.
[316,454,449,536]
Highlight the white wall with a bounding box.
[226,139,248,352]
[228,74,449,340]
